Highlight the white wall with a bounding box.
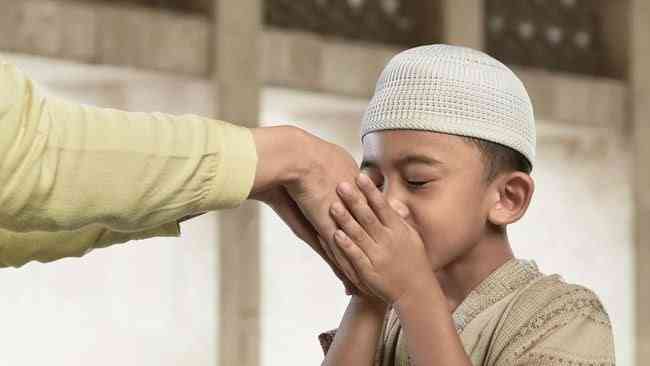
[0,55,635,366]
[511,122,635,366]
[1,216,220,365]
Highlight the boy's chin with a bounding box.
[428,245,480,271]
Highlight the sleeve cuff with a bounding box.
[201,121,258,210]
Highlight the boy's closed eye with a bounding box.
[375,178,433,190]
[361,153,444,191]
[360,167,438,191]
[405,180,431,188]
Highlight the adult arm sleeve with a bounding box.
[0,62,258,267]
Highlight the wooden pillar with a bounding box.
[630,1,650,365]
[438,0,485,50]
[212,1,262,366]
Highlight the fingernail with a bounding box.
[357,173,371,187]
[334,230,345,240]
[331,202,343,215]
[337,182,352,195]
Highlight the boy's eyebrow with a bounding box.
[395,154,443,168]
[360,155,443,170]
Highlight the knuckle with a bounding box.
[343,220,362,238]
[340,216,355,231]
[358,209,375,226]
[352,249,366,262]
[372,195,386,207]
[349,198,361,211]
[350,192,365,207]
[332,205,346,219]
[338,211,353,226]
[349,227,365,242]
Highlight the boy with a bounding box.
[318,45,615,365]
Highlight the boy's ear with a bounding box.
[487,172,534,226]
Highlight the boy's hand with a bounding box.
[330,173,435,304]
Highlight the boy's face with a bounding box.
[361,130,494,271]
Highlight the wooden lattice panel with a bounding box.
[265,0,425,46]
[485,0,605,75]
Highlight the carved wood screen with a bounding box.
[264,0,426,46]
[485,0,605,76]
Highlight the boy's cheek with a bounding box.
[415,216,472,265]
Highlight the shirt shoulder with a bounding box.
[490,275,615,365]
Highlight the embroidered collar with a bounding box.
[451,258,543,332]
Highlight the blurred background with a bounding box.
[0,0,647,365]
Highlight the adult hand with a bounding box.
[249,126,370,295]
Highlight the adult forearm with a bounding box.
[323,296,387,366]
[395,281,472,366]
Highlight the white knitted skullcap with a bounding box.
[361,44,536,166]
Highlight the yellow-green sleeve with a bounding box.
[0,222,180,268]
[0,62,258,266]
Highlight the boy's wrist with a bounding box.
[350,295,388,315]
[394,279,444,315]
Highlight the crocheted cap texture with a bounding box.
[361,44,536,166]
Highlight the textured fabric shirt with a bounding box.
[0,62,258,268]
[319,259,615,366]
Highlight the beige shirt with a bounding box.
[320,259,616,366]
[0,62,258,267]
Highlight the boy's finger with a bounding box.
[331,201,377,256]
[333,231,382,299]
[334,230,376,286]
[318,235,375,296]
[336,182,385,242]
[388,199,410,219]
[356,173,400,226]
[328,242,366,293]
